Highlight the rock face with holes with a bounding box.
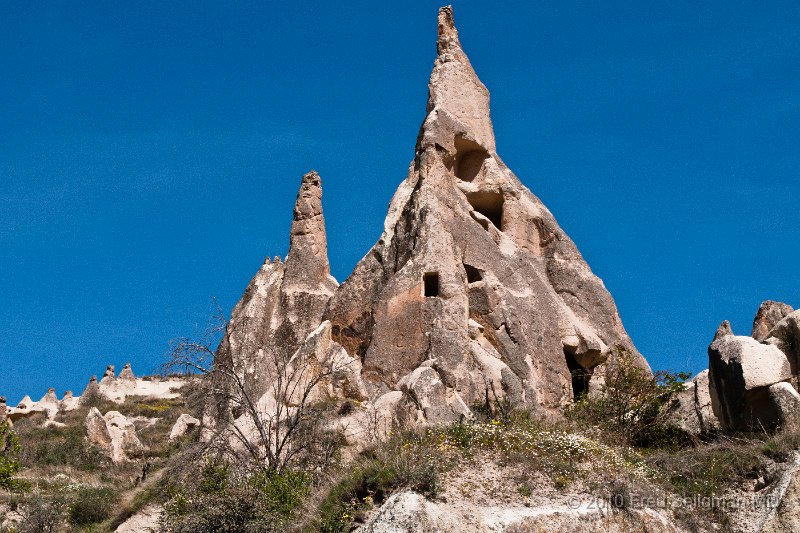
[211,6,647,436]
[322,6,647,415]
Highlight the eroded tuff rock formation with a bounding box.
[671,301,799,434]
[213,170,338,405]
[214,6,648,433]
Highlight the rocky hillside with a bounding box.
[2,6,799,533]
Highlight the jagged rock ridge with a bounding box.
[215,6,649,433]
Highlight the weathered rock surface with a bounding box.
[209,6,648,440]
[356,490,686,533]
[708,321,793,430]
[85,407,144,463]
[762,310,800,375]
[667,369,720,435]
[169,413,201,442]
[752,301,794,342]
[211,171,338,423]
[38,388,61,419]
[320,5,647,418]
[0,397,6,424]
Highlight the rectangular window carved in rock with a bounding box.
[423,272,440,297]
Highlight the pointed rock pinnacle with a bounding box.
[420,6,495,154]
[283,170,334,291]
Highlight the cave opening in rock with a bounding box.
[565,350,591,401]
[453,137,489,182]
[456,150,488,182]
[464,263,482,284]
[423,272,440,297]
[466,192,503,230]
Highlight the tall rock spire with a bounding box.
[419,6,495,154]
[325,6,648,416]
[283,171,335,291]
[209,7,649,435]
[211,171,337,410]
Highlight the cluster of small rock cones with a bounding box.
[208,6,649,442]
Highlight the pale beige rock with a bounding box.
[208,5,649,437]
[86,407,113,450]
[709,321,792,430]
[768,382,800,424]
[16,395,33,409]
[763,310,800,375]
[38,388,61,420]
[752,301,794,341]
[85,408,144,463]
[399,366,472,426]
[60,390,80,411]
[356,490,687,533]
[322,5,648,423]
[169,413,200,442]
[118,362,136,382]
[81,376,101,404]
[79,365,186,404]
[210,171,338,426]
[667,369,720,435]
[104,411,144,463]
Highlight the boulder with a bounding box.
[763,310,800,374]
[85,408,144,463]
[768,382,800,425]
[667,369,720,435]
[709,321,792,430]
[0,397,6,424]
[85,407,113,450]
[169,414,201,442]
[753,301,794,341]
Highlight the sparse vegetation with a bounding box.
[3,341,799,533]
[0,424,27,492]
[566,347,692,450]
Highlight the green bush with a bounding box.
[566,347,691,450]
[68,486,119,526]
[14,494,68,533]
[160,460,313,532]
[253,469,311,517]
[0,423,28,492]
[651,443,766,498]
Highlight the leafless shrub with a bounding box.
[163,302,346,476]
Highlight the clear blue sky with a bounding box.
[1,1,798,403]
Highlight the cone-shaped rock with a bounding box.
[324,6,648,412]
[214,171,338,401]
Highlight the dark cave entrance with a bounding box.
[466,192,504,231]
[423,272,440,297]
[565,350,591,401]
